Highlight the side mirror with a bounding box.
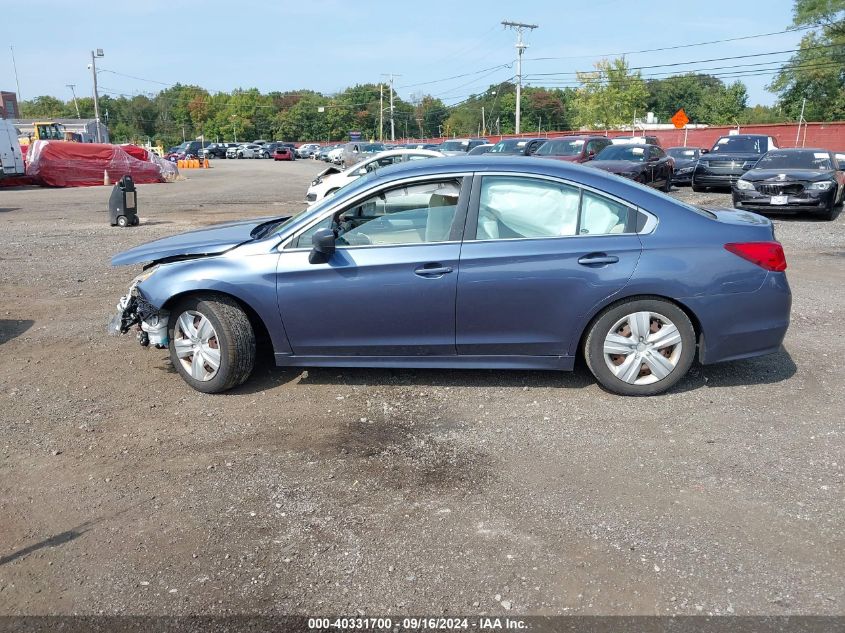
[701,148,709,154]
[309,227,336,264]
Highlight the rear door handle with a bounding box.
[578,254,619,266]
[414,264,453,277]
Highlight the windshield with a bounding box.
[489,139,526,154]
[754,151,832,170]
[269,170,378,238]
[667,148,699,159]
[535,139,584,156]
[711,136,766,154]
[36,124,64,140]
[361,144,385,153]
[595,145,647,162]
[440,140,469,152]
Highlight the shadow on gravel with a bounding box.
[230,346,795,395]
[0,497,156,567]
[676,346,797,391]
[0,319,33,345]
[0,521,94,566]
[0,207,21,213]
[230,354,595,395]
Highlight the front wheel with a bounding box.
[691,182,706,193]
[584,298,696,396]
[167,294,256,393]
[817,200,839,221]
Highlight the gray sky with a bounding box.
[2,0,803,107]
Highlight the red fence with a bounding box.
[380,121,845,152]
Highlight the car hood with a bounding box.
[111,216,288,266]
[590,160,644,173]
[741,168,833,182]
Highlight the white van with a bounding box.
[0,120,26,179]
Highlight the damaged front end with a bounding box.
[108,270,169,349]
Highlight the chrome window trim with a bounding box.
[278,172,474,251]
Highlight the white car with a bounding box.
[327,146,344,164]
[226,143,261,159]
[305,149,443,203]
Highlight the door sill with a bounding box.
[274,354,574,371]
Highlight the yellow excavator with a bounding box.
[18,121,78,146]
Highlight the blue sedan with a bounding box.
[109,157,791,396]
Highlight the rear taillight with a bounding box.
[724,241,787,271]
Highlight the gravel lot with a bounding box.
[0,158,843,617]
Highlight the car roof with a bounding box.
[364,148,443,159]
[548,134,608,141]
[323,155,686,220]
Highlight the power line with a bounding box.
[397,62,513,89]
[526,41,844,78]
[523,24,817,62]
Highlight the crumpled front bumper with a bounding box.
[108,283,169,348]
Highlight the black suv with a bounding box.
[692,134,778,191]
[199,143,231,159]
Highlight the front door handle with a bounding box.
[578,254,619,266]
[414,263,453,277]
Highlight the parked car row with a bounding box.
[275,135,843,220]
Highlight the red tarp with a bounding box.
[119,143,150,162]
[25,141,174,187]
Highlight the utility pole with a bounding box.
[502,20,537,135]
[481,106,486,136]
[379,83,384,142]
[66,84,81,118]
[795,98,806,147]
[381,73,401,142]
[90,48,104,142]
[10,46,22,102]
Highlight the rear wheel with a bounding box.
[691,182,706,193]
[116,215,128,227]
[584,298,696,396]
[167,294,256,394]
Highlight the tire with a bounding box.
[116,215,128,227]
[662,175,672,192]
[691,183,706,193]
[584,297,696,396]
[237,153,243,159]
[167,294,256,394]
[817,203,837,221]
[130,216,140,226]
